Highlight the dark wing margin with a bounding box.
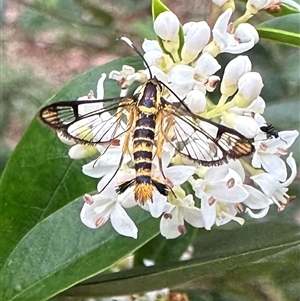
[162,104,254,166]
[39,98,133,145]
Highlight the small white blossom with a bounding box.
[80,181,138,238]
[194,165,249,230]
[221,112,260,138]
[59,74,106,159]
[252,129,299,181]
[232,72,264,108]
[82,147,131,178]
[109,63,144,95]
[154,11,180,54]
[185,90,207,113]
[160,188,204,239]
[247,0,300,14]
[221,55,252,97]
[167,52,221,98]
[251,153,297,210]
[204,9,259,56]
[181,21,211,63]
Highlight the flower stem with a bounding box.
[239,159,263,177]
[217,94,228,107]
[204,99,236,119]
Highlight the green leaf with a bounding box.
[0,56,143,269]
[58,203,300,299]
[0,197,160,301]
[257,14,300,46]
[134,225,198,265]
[151,0,169,17]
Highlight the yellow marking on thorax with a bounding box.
[138,105,158,115]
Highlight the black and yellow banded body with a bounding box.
[116,79,169,204]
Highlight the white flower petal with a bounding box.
[195,52,221,77]
[211,183,249,203]
[201,197,216,230]
[279,130,299,148]
[185,90,207,113]
[96,73,107,99]
[221,55,252,96]
[80,197,113,229]
[251,173,277,196]
[237,72,263,101]
[243,185,272,209]
[142,39,161,52]
[261,154,287,182]
[205,165,228,181]
[252,151,263,168]
[165,166,196,186]
[283,153,297,187]
[154,11,180,41]
[57,132,75,145]
[183,207,204,228]
[245,207,269,219]
[181,21,211,63]
[228,159,245,181]
[68,144,97,159]
[111,203,138,238]
[146,191,167,218]
[160,207,183,239]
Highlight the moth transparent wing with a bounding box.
[40,98,133,145]
[162,106,254,166]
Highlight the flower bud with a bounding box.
[235,23,259,45]
[68,144,97,159]
[181,21,210,63]
[154,11,180,40]
[185,90,207,113]
[221,56,252,97]
[233,72,263,107]
[246,0,269,14]
[154,11,180,53]
[222,113,260,138]
[194,52,221,79]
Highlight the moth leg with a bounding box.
[155,111,169,180]
[98,108,135,194]
[122,107,136,154]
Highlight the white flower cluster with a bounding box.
[59,6,298,239]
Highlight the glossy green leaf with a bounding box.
[257,14,300,46]
[0,56,143,268]
[59,202,300,299]
[134,225,198,265]
[0,197,160,301]
[151,0,169,17]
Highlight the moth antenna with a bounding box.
[160,81,191,113]
[119,37,153,78]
